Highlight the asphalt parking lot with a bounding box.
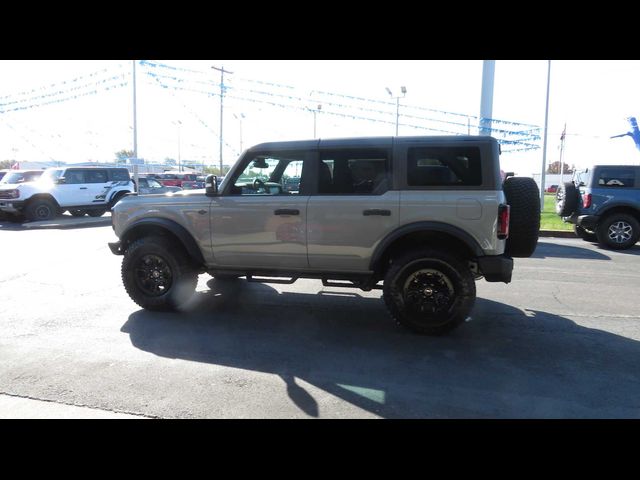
[0,221,639,418]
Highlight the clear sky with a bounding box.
[1,60,640,175]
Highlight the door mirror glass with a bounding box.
[205,174,218,196]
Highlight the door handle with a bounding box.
[80,187,88,190]
[363,209,391,216]
[274,209,300,216]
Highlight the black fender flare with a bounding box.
[107,189,131,207]
[120,217,205,266]
[597,203,640,220]
[369,221,484,271]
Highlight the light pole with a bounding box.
[173,120,182,172]
[386,86,406,136]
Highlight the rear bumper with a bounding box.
[478,255,513,283]
[564,213,599,230]
[577,214,599,230]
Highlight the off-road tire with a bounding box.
[383,248,476,335]
[574,224,597,242]
[596,213,640,250]
[503,176,540,258]
[121,236,198,311]
[25,198,57,221]
[555,182,579,217]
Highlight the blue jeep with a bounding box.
[555,165,640,250]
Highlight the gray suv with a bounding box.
[109,136,540,335]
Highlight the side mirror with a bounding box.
[56,177,66,184]
[205,174,219,196]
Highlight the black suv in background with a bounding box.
[556,165,640,249]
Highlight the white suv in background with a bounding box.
[0,166,134,221]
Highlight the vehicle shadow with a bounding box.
[532,241,611,260]
[121,278,640,418]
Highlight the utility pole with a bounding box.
[559,123,566,186]
[386,86,407,136]
[540,60,552,210]
[132,60,139,190]
[313,104,321,138]
[212,65,233,176]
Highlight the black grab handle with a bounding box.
[274,209,300,215]
[363,209,391,216]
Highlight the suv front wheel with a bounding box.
[121,236,198,311]
[383,248,476,335]
[25,198,57,221]
[596,213,640,250]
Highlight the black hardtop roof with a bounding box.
[248,135,498,151]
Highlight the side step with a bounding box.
[321,279,383,290]
[246,275,298,285]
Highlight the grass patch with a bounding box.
[540,193,572,231]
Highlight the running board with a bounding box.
[246,275,298,285]
[321,279,383,290]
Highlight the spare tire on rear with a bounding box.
[555,181,579,217]
[503,176,540,258]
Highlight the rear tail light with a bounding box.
[498,204,510,240]
[582,193,592,209]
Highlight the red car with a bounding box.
[545,184,558,193]
[158,172,199,188]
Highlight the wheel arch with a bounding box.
[598,204,640,224]
[108,189,132,208]
[25,193,61,209]
[370,222,484,276]
[120,218,205,267]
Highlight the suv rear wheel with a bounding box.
[574,224,597,242]
[596,213,640,250]
[121,236,198,311]
[87,209,107,217]
[383,248,476,335]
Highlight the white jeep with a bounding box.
[0,166,134,221]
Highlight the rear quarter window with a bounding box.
[407,146,482,187]
[110,169,131,182]
[595,168,636,188]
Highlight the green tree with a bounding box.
[115,149,134,163]
[547,161,574,174]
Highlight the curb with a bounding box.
[20,216,111,230]
[538,230,576,238]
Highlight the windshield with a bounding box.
[40,169,64,182]
[0,171,43,184]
